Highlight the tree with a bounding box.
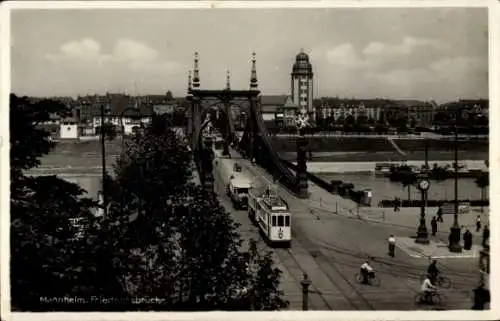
[10,94,124,311]
[400,168,417,203]
[165,90,174,101]
[475,171,489,213]
[106,117,288,310]
[96,123,118,140]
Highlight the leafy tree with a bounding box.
[96,123,118,140]
[357,115,369,126]
[475,171,489,213]
[105,116,288,310]
[399,168,417,202]
[10,94,124,311]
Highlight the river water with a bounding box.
[316,173,487,205]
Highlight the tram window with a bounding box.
[277,215,284,227]
[272,215,277,227]
[285,215,290,227]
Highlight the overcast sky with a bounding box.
[11,7,488,103]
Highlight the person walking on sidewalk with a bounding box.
[476,215,482,232]
[393,197,400,212]
[388,234,396,257]
[431,216,438,236]
[483,225,490,247]
[436,205,443,222]
[463,229,473,250]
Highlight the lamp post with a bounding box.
[99,96,111,217]
[448,112,462,252]
[415,173,430,244]
[300,273,312,311]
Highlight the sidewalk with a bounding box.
[306,182,489,242]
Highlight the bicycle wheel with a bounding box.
[354,273,363,284]
[432,293,443,306]
[370,276,381,287]
[438,276,451,289]
[414,293,424,305]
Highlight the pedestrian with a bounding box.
[436,204,443,222]
[482,225,490,247]
[394,197,400,212]
[463,229,473,250]
[472,283,490,310]
[431,216,438,236]
[388,234,396,257]
[476,215,482,232]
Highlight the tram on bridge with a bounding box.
[248,185,291,247]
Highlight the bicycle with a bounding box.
[414,291,444,307]
[420,274,451,289]
[354,272,381,287]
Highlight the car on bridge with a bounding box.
[226,174,252,210]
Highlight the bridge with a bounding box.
[183,52,484,310]
[186,52,308,198]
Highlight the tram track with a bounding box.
[301,227,476,309]
[242,155,378,310]
[233,151,476,310]
[290,230,377,310]
[273,247,333,310]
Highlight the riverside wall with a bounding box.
[292,160,488,174]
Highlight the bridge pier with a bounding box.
[296,134,309,198]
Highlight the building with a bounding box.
[60,117,79,139]
[382,100,436,127]
[438,99,489,123]
[291,50,314,121]
[259,95,288,121]
[257,49,315,126]
[153,103,177,115]
[316,99,383,124]
[91,94,154,136]
[281,96,299,127]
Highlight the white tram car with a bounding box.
[248,185,291,247]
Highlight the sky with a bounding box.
[10,7,488,103]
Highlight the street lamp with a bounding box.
[415,171,430,244]
[300,273,312,311]
[448,111,462,252]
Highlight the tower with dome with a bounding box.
[291,49,314,122]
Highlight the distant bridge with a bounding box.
[185,52,307,198]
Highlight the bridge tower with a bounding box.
[187,52,260,193]
[291,49,314,122]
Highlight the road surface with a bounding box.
[222,148,479,310]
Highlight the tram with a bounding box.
[248,185,291,247]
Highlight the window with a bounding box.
[236,188,249,194]
[277,215,284,227]
[285,215,290,227]
[272,215,277,227]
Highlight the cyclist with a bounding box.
[420,274,437,304]
[360,260,375,284]
[427,259,440,284]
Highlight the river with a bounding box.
[316,173,487,205]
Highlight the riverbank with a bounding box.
[280,150,488,163]
[290,159,487,174]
